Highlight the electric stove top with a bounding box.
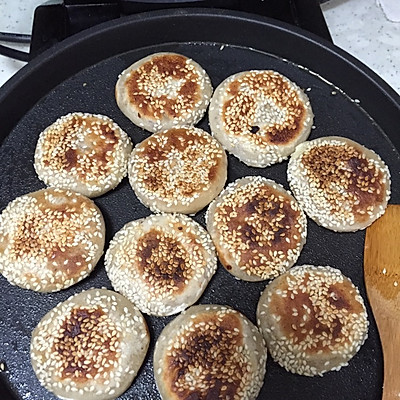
[29,0,332,57]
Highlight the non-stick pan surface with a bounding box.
[0,9,399,400]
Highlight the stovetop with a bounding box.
[1,0,399,94]
[29,0,332,58]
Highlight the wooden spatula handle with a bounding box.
[376,315,400,399]
[364,205,400,400]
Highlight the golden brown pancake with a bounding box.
[105,214,217,316]
[206,176,307,281]
[209,70,313,167]
[154,304,267,400]
[0,188,105,292]
[31,288,149,400]
[34,113,132,198]
[128,126,227,214]
[257,265,369,376]
[287,136,391,231]
[115,52,213,133]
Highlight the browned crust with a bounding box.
[30,288,150,400]
[301,143,386,224]
[208,177,306,280]
[105,214,217,316]
[136,128,225,198]
[125,54,201,120]
[215,244,234,272]
[0,188,105,292]
[165,312,244,399]
[225,190,302,260]
[40,114,119,181]
[10,190,100,284]
[129,127,227,214]
[266,269,365,355]
[154,305,267,399]
[222,72,307,145]
[54,306,119,383]
[215,194,302,275]
[135,228,196,295]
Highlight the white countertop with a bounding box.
[0,0,399,94]
[322,0,399,94]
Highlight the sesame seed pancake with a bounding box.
[115,52,213,133]
[154,304,267,400]
[31,288,149,400]
[0,188,105,292]
[105,214,217,316]
[34,113,133,198]
[287,136,391,232]
[209,70,313,167]
[206,176,307,282]
[257,265,369,376]
[128,126,227,214]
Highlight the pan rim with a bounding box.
[0,10,397,400]
[0,8,399,150]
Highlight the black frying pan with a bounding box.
[0,9,399,400]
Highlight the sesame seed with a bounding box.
[209,70,313,167]
[30,288,149,398]
[206,176,307,281]
[287,136,391,232]
[116,53,212,133]
[0,188,105,292]
[105,213,217,316]
[34,113,132,198]
[128,126,227,214]
[257,265,369,376]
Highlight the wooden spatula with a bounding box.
[364,205,400,400]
